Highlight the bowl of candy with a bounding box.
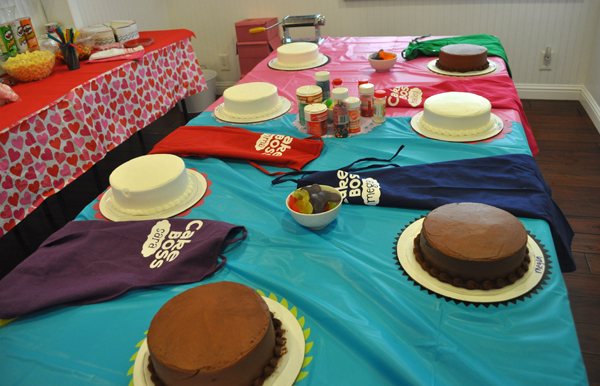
[1,51,56,83]
[286,184,342,230]
[368,50,397,72]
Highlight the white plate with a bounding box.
[427,58,498,77]
[99,170,207,222]
[268,54,330,71]
[396,218,546,303]
[133,296,305,386]
[213,97,292,124]
[411,111,504,143]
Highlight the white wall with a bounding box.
[0,0,47,34]
[67,0,172,31]
[163,0,598,86]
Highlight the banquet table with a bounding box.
[0,36,588,386]
[0,29,207,237]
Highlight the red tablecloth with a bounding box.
[0,29,207,236]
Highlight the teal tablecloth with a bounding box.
[0,111,587,385]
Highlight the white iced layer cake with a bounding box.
[221,82,283,119]
[275,42,321,68]
[419,92,494,137]
[109,154,193,215]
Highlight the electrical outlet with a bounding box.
[219,54,230,71]
[540,47,553,70]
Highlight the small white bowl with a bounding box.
[286,185,342,230]
[368,52,397,73]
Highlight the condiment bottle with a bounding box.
[296,85,323,126]
[304,103,329,137]
[332,87,350,138]
[315,71,331,100]
[373,90,386,123]
[347,96,361,134]
[359,83,375,117]
[358,78,368,95]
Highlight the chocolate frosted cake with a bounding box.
[414,203,530,290]
[147,281,285,386]
[436,44,489,73]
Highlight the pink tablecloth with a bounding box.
[0,32,207,236]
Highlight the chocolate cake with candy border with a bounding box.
[146,281,286,386]
[414,203,530,290]
[436,44,489,73]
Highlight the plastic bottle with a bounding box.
[296,85,323,126]
[332,87,350,138]
[347,96,361,134]
[358,78,368,95]
[305,103,329,136]
[332,78,343,89]
[315,71,331,100]
[373,90,386,123]
[359,83,375,118]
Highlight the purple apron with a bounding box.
[0,219,246,319]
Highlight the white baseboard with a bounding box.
[515,83,600,134]
[580,86,600,135]
[514,83,583,100]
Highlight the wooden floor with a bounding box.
[523,99,600,386]
[0,100,598,384]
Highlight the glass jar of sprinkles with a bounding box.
[332,87,350,138]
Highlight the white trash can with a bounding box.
[178,69,217,113]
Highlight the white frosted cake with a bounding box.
[419,92,494,137]
[109,154,193,215]
[275,42,321,68]
[220,82,283,120]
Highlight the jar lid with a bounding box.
[332,78,343,86]
[358,78,369,86]
[304,103,328,115]
[374,90,387,98]
[359,83,375,94]
[296,85,323,97]
[347,96,360,108]
[331,87,349,100]
[315,71,330,81]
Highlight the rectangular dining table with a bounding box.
[0,36,588,386]
[0,29,207,238]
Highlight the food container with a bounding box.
[347,96,361,134]
[296,85,322,125]
[9,19,28,53]
[81,24,115,47]
[368,52,397,73]
[286,184,343,230]
[38,35,60,54]
[1,50,55,82]
[110,20,139,43]
[304,103,328,136]
[19,17,40,51]
[0,22,18,57]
